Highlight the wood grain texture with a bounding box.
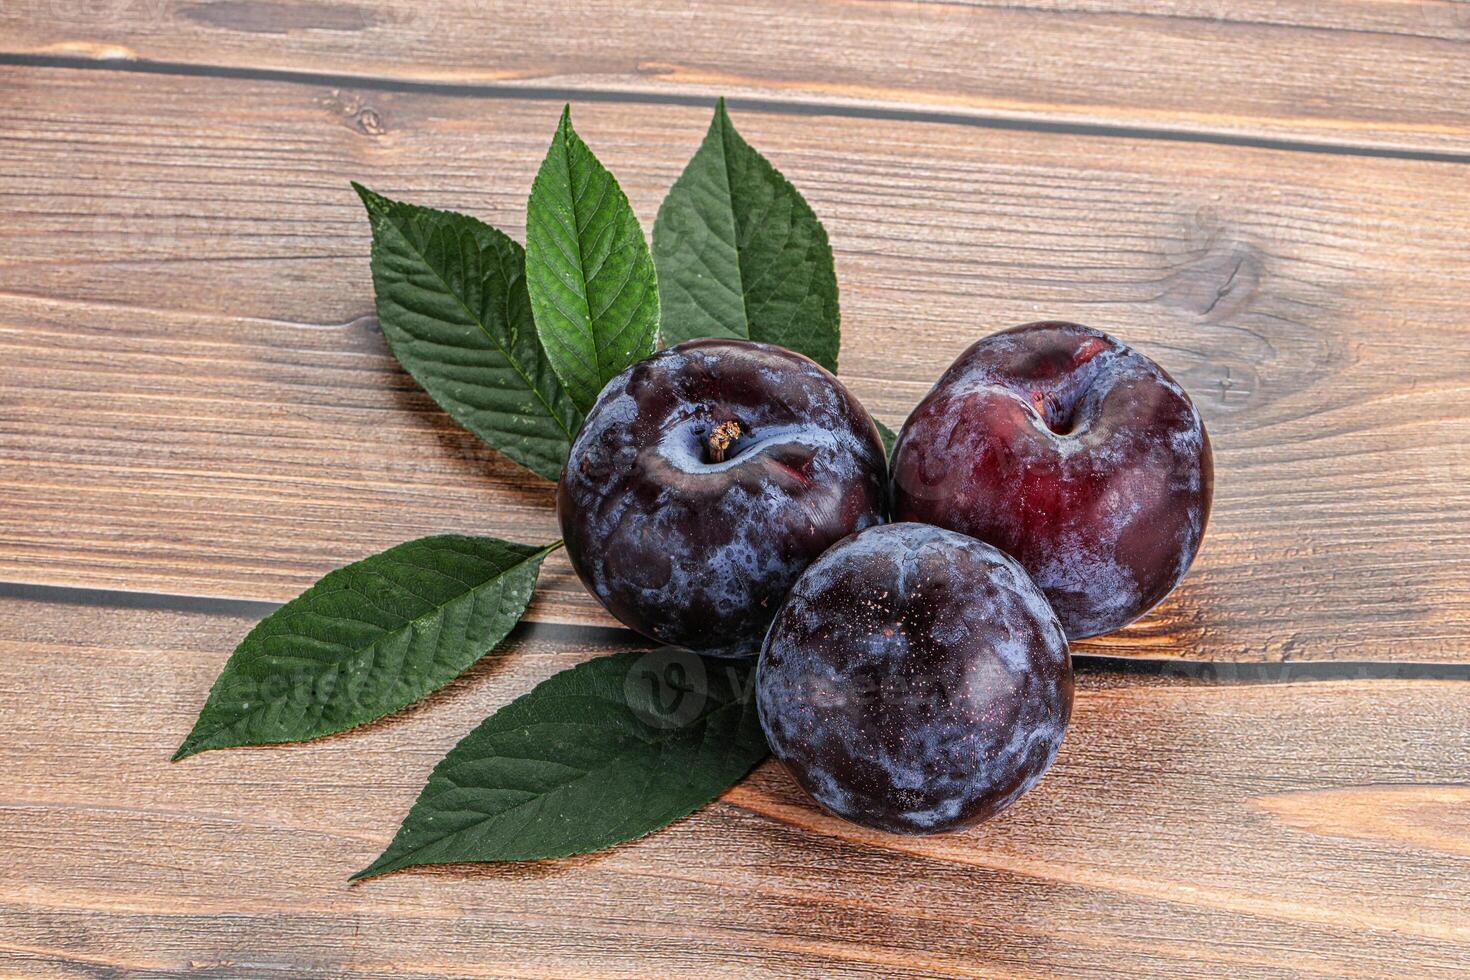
[1,593,1468,978]
[2,0,1470,155]
[3,66,1469,661]
[3,7,1468,977]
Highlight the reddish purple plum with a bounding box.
[891,322,1212,640]
[558,338,887,655]
[757,522,1073,834]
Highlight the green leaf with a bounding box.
[525,106,660,413]
[354,184,580,482]
[174,536,557,760]
[874,419,897,459]
[353,648,767,878]
[653,98,840,372]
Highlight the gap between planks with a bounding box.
[4,580,1467,685]
[1,52,1468,167]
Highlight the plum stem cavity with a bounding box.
[1031,390,1084,436]
[705,419,746,463]
[1029,345,1112,436]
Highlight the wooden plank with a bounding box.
[2,0,1469,155]
[3,67,1469,661]
[0,593,1467,977]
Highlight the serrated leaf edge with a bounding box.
[354,182,579,459]
[525,107,659,412]
[653,98,840,372]
[351,652,766,879]
[173,537,559,761]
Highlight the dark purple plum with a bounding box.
[757,522,1072,834]
[557,338,887,655]
[891,322,1213,640]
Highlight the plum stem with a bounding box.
[706,419,745,463]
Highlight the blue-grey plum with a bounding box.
[891,322,1213,640]
[757,522,1072,834]
[557,338,887,655]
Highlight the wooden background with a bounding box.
[2,1,1468,976]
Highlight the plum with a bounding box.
[757,522,1073,834]
[557,338,887,655]
[891,322,1213,640]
